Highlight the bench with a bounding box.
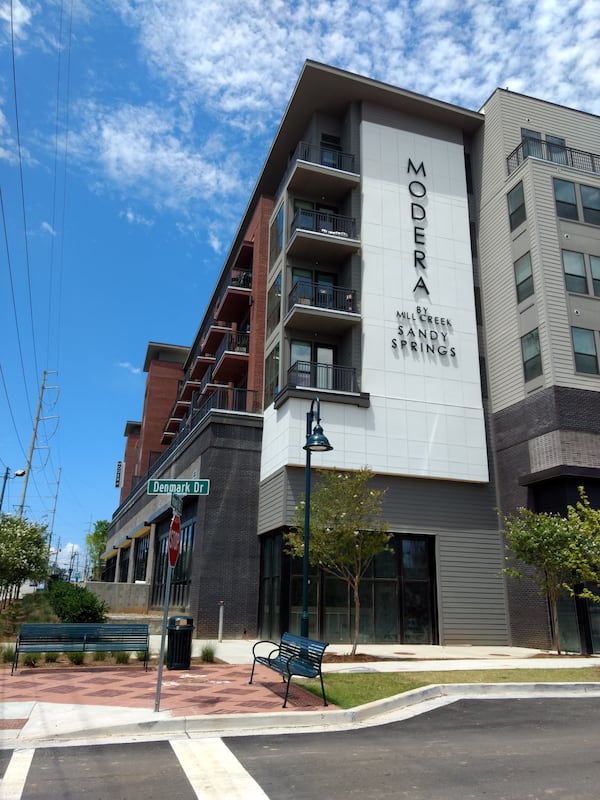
[249,632,329,708]
[12,623,150,674]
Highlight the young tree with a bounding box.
[286,468,392,656]
[502,488,600,654]
[0,513,49,605]
[86,520,109,580]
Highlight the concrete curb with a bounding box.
[13,682,600,745]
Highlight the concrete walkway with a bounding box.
[2,641,599,746]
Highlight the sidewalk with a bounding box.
[2,641,599,746]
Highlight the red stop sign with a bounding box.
[168,513,181,567]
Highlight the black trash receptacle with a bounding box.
[167,616,193,670]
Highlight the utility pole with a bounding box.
[17,370,58,518]
[47,467,61,569]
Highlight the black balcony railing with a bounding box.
[288,280,357,313]
[295,140,356,172]
[507,137,600,175]
[287,360,358,393]
[291,208,356,239]
[214,331,250,363]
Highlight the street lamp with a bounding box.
[301,397,333,638]
[0,468,26,513]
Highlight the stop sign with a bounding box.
[168,513,181,567]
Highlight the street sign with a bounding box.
[171,493,183,515]
[147,478,210,495]
[169,513,181,567]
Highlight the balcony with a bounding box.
[286,360,359,393]
[288,208,359,264]
[283,140,360,202]
[190,386,261,422]
[214,268,253,320]
[179,375,202,402]
[507,137,600,176]
[200,320,232,353]
[212,332,250,384]
[189,354,215,381]
[199,366,224,396]
[284,280,360,334]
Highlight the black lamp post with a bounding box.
[301,397,333,638]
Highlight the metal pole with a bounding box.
[0,468,8,512]
[154,562,172,712]
[218,601,225,642]
[301,408,312,639]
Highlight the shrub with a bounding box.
[48,580,108,623]
[200,642,216,662]
[2,645,15,663]
[93,650,107,662]
[114,651,130,664]
[43,651,59,663]
[135,650,147,663]
[67,651,85,665]
[23,653,40,667]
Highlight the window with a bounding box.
[553,178,578,220]
[290,340,335,390]
[521,128,542,158]
[521,329,542,381]
[581,185,600,225]
[547,134,567,164]
[572,327,599,374]
[263,343,280,406]
[514,252,534,302]
[269,205,284,268]
[320,133,342,169]
[562,250,588,294]
[507,182,526,231]
[591,256,600,297]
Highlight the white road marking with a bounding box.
[171,737,270,799]
[1,748,35,800]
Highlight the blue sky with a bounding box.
[1,0,599,574]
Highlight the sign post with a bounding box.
[154,511,181,713]
[149,478,210,712]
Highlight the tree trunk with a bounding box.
[548,589,562,655]
[351,581,360,657]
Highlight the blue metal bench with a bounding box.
[249,631,329,707]
[12,622,150,674]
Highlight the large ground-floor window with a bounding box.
[151,516,195,609]
[258,531,437,644]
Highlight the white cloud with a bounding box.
[117,361,141,375]
[120,207,153,227]
[41,221,55,236]
[0,0,35,42]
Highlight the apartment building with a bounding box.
[103,62,600,651]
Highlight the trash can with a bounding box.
[167,616,193,670]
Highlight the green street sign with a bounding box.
[147,479,210,496]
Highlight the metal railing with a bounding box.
[286,360,358,393]
[507,137,600,176]
[276,140,358,198]
[214,331,250,363]
[111,388,260,520]
[290,208,356,239]
[288,280,357,313]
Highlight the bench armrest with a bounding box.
[252,639,280,661]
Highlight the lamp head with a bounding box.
[304,423,333,452]
[14,469,26,477]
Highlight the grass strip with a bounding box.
[303,667,600,709]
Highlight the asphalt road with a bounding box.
[3,698,600,799]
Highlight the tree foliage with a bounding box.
[85,519,109,580]
[285,468,392,655]
[0,514,49,604]
[502,488,600,654]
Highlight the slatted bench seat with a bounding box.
[249,631,329,708]
[12,623,150,674]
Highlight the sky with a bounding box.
[1,0,599,576]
